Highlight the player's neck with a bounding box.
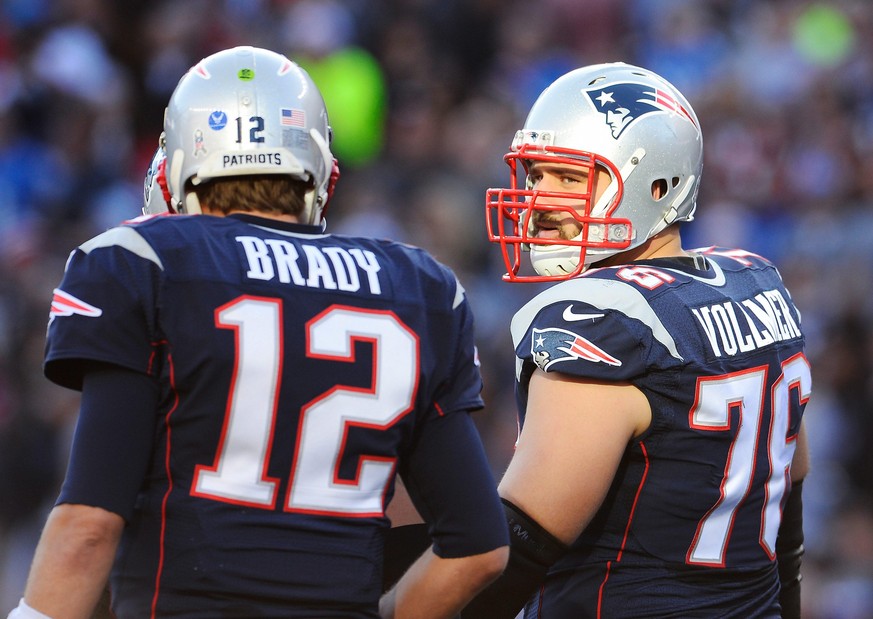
[599,227,686,267]
[202,205,301,224]
[641,228,686,259]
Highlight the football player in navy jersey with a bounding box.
[9,46,508,619]
[462,63,810,619]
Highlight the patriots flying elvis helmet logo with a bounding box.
[584,82,697,139]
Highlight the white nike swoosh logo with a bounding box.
[562,306,605,322]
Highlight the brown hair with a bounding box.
[191,175,312,217]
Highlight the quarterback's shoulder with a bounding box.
[78,224,163,269]
[76,214,208,268]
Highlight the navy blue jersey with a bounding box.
[44,213,505,618]
[510,249,811,618]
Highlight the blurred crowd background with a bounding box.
[0,0,871,616]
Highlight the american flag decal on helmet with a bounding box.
[280,108,305,127]
[50,289,103,318]
[531,326,621,371]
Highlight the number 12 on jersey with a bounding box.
[192,298,419,517]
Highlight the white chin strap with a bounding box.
[183,191,202,214]
[529,244,587,277]
[648,172,698,237]
[305,128,334,226]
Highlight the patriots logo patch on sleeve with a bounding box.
[531,326,621,371]
[50,289,103,319]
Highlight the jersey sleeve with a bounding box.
[520,303,646,381]
[429,275,485,415]
[510,277,685,383]
[401,411,508,558]
[57,364,159,519]
[45,226,162,390]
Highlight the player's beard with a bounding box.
[531,212,583,241]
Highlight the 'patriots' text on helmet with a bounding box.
[163,46,334,225]
[486,62,703,282]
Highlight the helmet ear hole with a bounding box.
[652,178,668,200]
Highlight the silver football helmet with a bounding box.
[486,62,703,281]
[142,144,173,215]
[163,46,334,224]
